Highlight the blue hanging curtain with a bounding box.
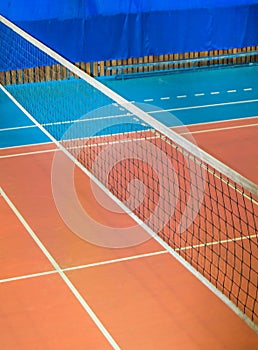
[1,0,257,65]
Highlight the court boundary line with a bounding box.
[0,120,257,159]
[1,121,257,205]
[0,98,257,133]
[182,122,258,135]
[0,124,37,132]
[175,234,258,252]
[0,187,121,350]
[1,186,257,332]
[0,234,258,284]
[0,140,53,150]
[0,115,257,151]
[1,119,257,159]
[0,250,168,284]
[150,99,258,113]
[179,115,258,128]
[0,148,58,158]
[1,232,257,284]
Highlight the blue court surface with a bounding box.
[0,65,258,148]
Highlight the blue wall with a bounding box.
[1,0,258,63]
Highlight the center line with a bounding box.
[194,93,205,97]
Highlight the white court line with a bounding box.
[1,231,257,284]
[177,115,258,128]
[0,140,53,150]
[160,97,170,100]
[210,92,220,95]
[227,89,237,93]
[1,120,257,159]
[150,99,258,113]
[63,251,168,272]
[1,115,257,152]
[177,95,187,98]
[1,99,257,134]
[0,113,131,133]
[0,124,37,132]
[2,122,256,205]
[0,187,121,349]
[0,148,58,158]
[1,232,257,283]
[0,270,57,283]
[181,122,258,135]
[176,234,258,252]
[144,98,154,102]
[194,93,205,97]
[0,250,168,284]
[243,88,252,91]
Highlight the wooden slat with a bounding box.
[99,61,105,76]
[0,72,5,85]
[213,50,218,65]
[241,47,247,64]
[163,54,169,70]
[178,53,184,69]
[45,66,51,81]
[38,66,44,82]
[11,70,16,84]
[59,65,66,80]
[143,56,149,72]
[132,58,138,73]
[168,54,174,69]
[148,56,154,71]
[116,59,122,75]
[188,52,193,68]
[174,53,179,69]
[232,48,237,65]
[56,64,62,80]
[34,67,40,82]
[184,52,189,68]
[5,71,11,85]
[17,69,23,84]
[28,67,34,82]
[93,62,98,77]
[83,62,90,75]
[105,60,110,76]
[253,46,256,62]
[110,60,116,76]
[23,68,29,83]
[158,55,164,70]
[138,57,143,73]
[127,58,133,74]
[246,46,251,64]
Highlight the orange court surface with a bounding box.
[0,117,258,349]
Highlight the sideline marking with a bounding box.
[0,187,121,349]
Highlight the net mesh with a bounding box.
[0,17,257,329]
